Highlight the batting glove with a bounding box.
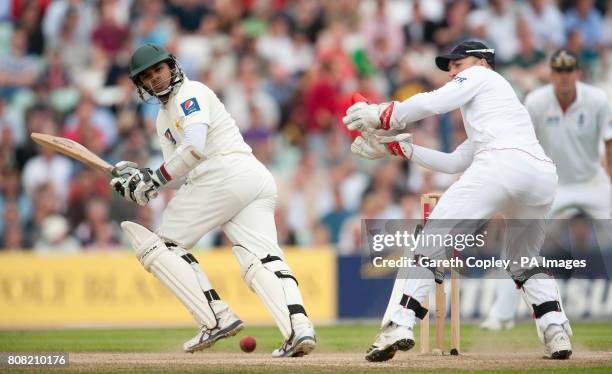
[342,101,403,132]
[111,160,140,178]
[111,168,161,206]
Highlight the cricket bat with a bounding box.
[30,133,113,174]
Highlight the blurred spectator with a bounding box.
[66,169,110,228]
[23,182,61,248]
[467,0,519,64]
[288,0,325,43]
[399,192,420,219]
[243,105,275,165]
[264,63,299,126]
[0,27,40,100]
[1,223,25,250]
[22,119,73,206]
[519,0,566,50]
[15,0,45,55]
[312,222,331,246]
[132,0,173,47]
[361,0,405,71]
[75,197,120,249]
[564,0,604,50]
[403,0,438,47]
[40,49,72,91]
[278,153,330,245]
[337,191,385,255]
[275,207,297,246]
[303,61,341,135]
[320,186,352,245]
[256,15,301,74]
[46,5,90,76]
[62,94,117,153]
[109,125,150,166]
[14,104,55,170]
[34,214,81,252]
[73,46,111,92]
[42,0,95,48]
[432,0,471,50]
[223,56,279,132]
[0,126,17,171]
[168,0,210,34]
[506,20,549,95]
[603,0,612,48]
[0,97,23,147]
[0,169,32,235]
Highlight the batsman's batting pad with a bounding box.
[232,245,306,340]
[121,221,217,328]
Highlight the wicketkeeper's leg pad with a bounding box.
[121,221,217,328]
[232,245,307,340]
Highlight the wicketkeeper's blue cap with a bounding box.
[435,41,496,71]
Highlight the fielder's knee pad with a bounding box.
[232,245,306,339]
[121,221,217,328]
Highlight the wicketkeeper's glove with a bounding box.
[350,132,413,160]
[342,101,405,132]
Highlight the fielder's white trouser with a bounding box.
[387,149,570,335]
[487,167,611,323]
[157,153,307,340]
[550,168,611,219]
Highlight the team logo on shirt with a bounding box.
[164,128,177,145]
[578,113,585,128]
[453,76,467,84]
[180,97,200,116]
[545,115,560,126]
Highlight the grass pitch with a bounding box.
[1,322,611,373]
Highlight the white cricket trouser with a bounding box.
[550,168,611,219]
[488,167,611,322]
[157,152,283,259]
[390,149,570,333]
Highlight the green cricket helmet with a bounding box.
[129,43,184,99]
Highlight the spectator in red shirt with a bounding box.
[91,0,129,57]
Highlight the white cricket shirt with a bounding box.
[155,78,252,176]
[524,81,610,184]
[393,65,549,160]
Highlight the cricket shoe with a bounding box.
[479,317,515,331]
[272,315,316,358]
[183,304,244,353]
[543,323,572,359]
[365,322,415,362]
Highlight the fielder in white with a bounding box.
[481,49,612,331]
[343,41,573,361]
[110,44,316,357]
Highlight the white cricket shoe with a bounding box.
[365,322,415,362]
[543,323,572,359]
[272,315,316,358]
[480,317,515,331]
[183,304,244,353]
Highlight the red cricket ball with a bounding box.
[240,336,256,353]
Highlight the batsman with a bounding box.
[110,44,316,357]
[343,41,572,361]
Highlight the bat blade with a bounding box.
[31,133,113,174]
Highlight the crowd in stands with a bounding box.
[0,0,611,253]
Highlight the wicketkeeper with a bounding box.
[343,41,573,361]
[110,44,316,357]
